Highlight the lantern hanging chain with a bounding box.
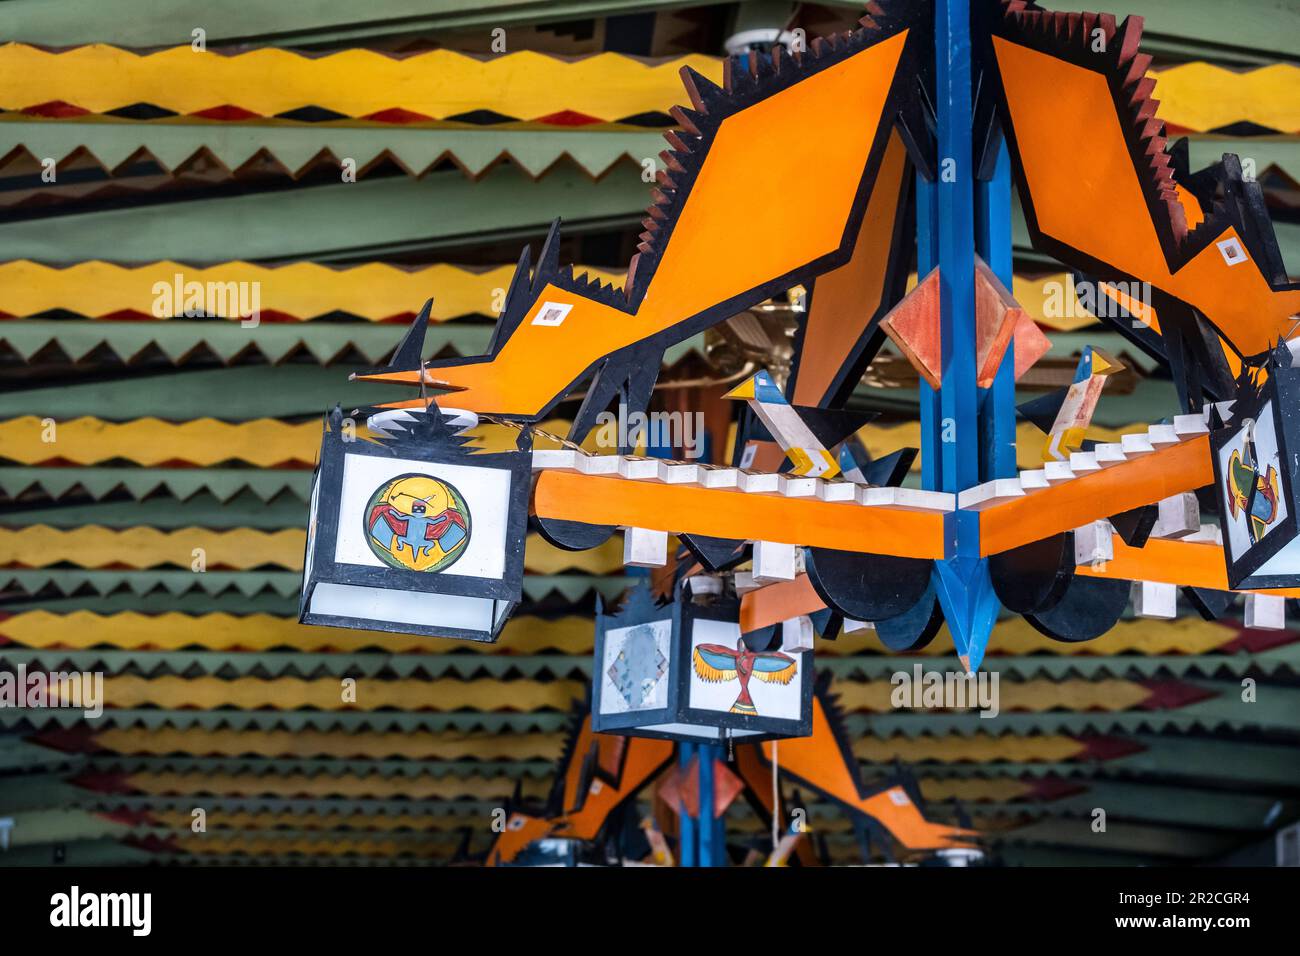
[771,741,780,854]
[480,414,587,454]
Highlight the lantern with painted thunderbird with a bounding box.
[299,404,531,642]
[1211,345,1300,590]
[592,580,813,743]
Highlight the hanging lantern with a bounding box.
[1211,350,1300,589]
[592,581,813,742]
[299,404,531,642]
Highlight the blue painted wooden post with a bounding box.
[929,0,1001,673]
[678,742,697,867]
[977,140,1016,479]
[698,742,717,866]
[916,172,941,492]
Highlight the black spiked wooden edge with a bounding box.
[986,1,1300,364]
[406,2,927,427]
[754,674,948,822]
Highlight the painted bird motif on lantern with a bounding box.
[692,638,798,716]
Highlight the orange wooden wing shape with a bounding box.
[363,9,922,420]
[990,2,1300,361]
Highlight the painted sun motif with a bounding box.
[364,473,471,572]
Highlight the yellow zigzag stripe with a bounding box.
[123,771,548,800]
[0,46,1290,132]
[90,727,565,760]
[0,416,321,466]
[1150,61,1300,134]
[0,611,598,653]
[173,836,456,857]
[0,525,624,574]
[0,45,721,121]
[917,778,1034,803]
[0,610,1243,656]
[97,675,581,711]
[0,262,1177,327]
[150,810,475,832]
[0,415,1158,479]
[0,261,622,322]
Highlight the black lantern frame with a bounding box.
[591,584,814,743]
[1210,360,1300,590]
[299,409,532,642]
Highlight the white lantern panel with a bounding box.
[687,618,805,722]
[309,582,510,632]
[638,723,763,739]
[1219,400,1289,563]
[333,452,513,580]
[599,620,673,715]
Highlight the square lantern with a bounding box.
[592,583,813,742]
[1211,359,1300,589]
[299,407,531,642]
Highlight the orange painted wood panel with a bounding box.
[532,470,945,558]
[739,573,825,632]
[1078,536,1300,598]
[979,436,1213,556]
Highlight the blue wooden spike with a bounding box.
[926,0,1002,673]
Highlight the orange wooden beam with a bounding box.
[1078,535,1300,598]
[739,574,826,633]
[979,435,1213,556]
[531,470,946,559]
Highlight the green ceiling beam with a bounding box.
[0,337,704,419]
[990,818,1239,859]
[0,708,572,734]
[0,121,663,180]
[0,568,304,597]
[0,837,155,867]
[0,0,710,48]
[0,166,648,264]
[921,736,1300,789]
[4,644,1299,685]
[842,700,1300,738]
[82,755,556,780]
[61,794,503,818]
[0,774,89,815]
[0,319,494,366]
[979,781,1288,831]
[3,808,131,848]
[0,736,85,774]
[12,592,303,616]
[4,490,306,530]
[0,648,594,680]
[0,468,314,504]
[1,0,1295,63]
[0,568,623,603]
[996,845,1162,866]
[0,365,402,420]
